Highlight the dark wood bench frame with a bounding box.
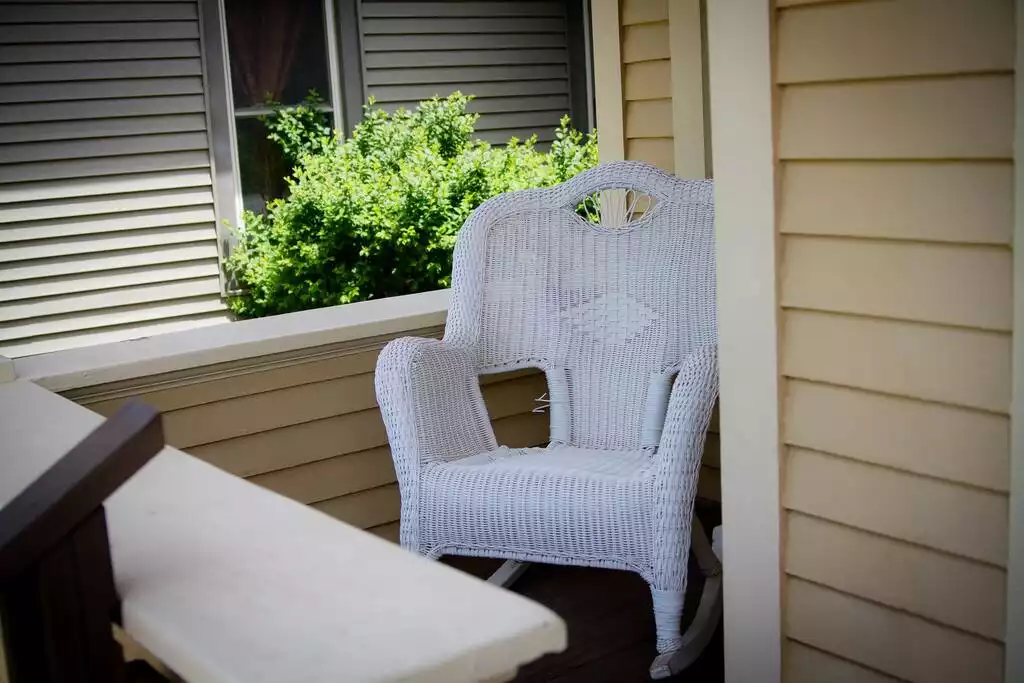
[0,401,164,683]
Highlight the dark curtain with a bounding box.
[225,0,307,106]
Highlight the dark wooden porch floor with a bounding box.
[445,503,724,683]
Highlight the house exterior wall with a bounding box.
[774,1,1013,681]
[595,0,707,177]
[622,0,675,171]
[64,325,551,541]
[619,0,1014,678]
[360,0,585,145]
[0,0,231,358]
[0,0,597,360]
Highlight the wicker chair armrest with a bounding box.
[654,345,720,477]
[649,345,719,587]
[376,337,497,472]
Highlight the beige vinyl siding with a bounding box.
[68,328,552,540]
[784,641,902,683]
[361,0,573,147]
[622,0,674,172]
[787,578,1004,683]
[0,0,228,359]
[775,1,1012,680]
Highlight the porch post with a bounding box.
[706,2,783,683]
[590,0,625,162]
[667,0,708,179]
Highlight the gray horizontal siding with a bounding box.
[0,294,225,341]
[0,206,214,243]
[0,260,221,302]
[363,49,568,69]
[365,64,568,87]
[0,224,216,262]
[1,131,209,164]
[0,275,222,323]
[0,114,208,144]
[362,33,566,51]
[0,242,220,282]
[0,169,213,203]
[362,17,565,34]
[0,57,204,83]
[362,0,572,147]
[0,40,201,64]
[0,22,200,43]
[0,150,211,184]
[361,2,563,17]
[471,93,570,113]
[371,79,571,103]
[0,310,230,358]
[475,127,561,144]
[0,0,226,358]
[0,75,204,102]
[381,93,570,115]
[473,110,566,130]
[1,3,198,23]
[0,187,214,225]
[0,95,207,123]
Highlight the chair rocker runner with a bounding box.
[376,161,720,679]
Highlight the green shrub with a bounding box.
[260,90,332,165]
[227,94,598,318]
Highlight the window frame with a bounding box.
[201,0,595,297]
[199,0,354,296]
[197,0,243,295]
[226,0,344,130]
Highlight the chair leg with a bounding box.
[487,560,530,588]
[650,586,686,654]
[649,522,724,680]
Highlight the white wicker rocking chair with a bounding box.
[375,161,720,679]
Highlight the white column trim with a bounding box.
[197,0,243,293]
[668,0,708,179]
[1005,1,1024,679]
[590,0,625,162]
[323,0,346,133]
[707,2,783,682]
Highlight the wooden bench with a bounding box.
[0,380,566,682]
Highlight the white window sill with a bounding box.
[13,289,450,393]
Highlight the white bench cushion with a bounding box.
[0,381,566,683]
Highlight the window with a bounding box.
[207,0,597,319]
[222,0,341,213]
[217,0,595,220]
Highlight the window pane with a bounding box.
[236,117,290,214]
[224,0,330,108]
